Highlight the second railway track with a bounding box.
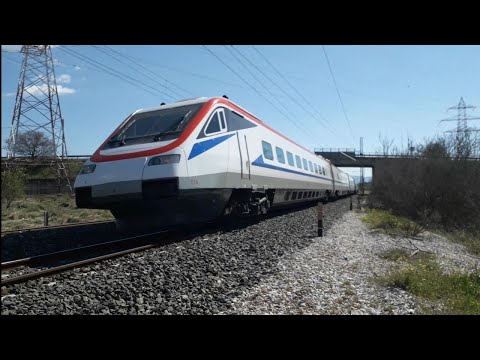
[1,229,175,286]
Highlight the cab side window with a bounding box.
[205,109,227,136]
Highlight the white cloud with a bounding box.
[74,65,81,71]
[57,74,72,84]
[2,92,16,97]
[2,45,22,52]
[24,84,76,96]
[57,85,76,95]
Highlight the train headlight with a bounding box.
[148,154,181,166]
[79,164,96,174]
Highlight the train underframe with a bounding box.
[76,183,354,232]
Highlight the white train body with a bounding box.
[74,97,356,229]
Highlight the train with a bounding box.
[74,96,356,230]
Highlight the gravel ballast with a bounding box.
[2,197,478,315]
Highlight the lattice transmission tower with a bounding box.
[440,97,480,158]
[7,45,72,192]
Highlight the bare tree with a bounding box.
[6,131,54,160]
[378,133,395,156]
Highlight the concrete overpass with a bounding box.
[313,148,431,167]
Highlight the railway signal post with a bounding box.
[318,202,323,237]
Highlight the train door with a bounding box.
[329,162,336,194]
[236,132,250,180]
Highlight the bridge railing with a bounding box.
[314,148,356,153]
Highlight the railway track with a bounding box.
[1,220,115,237]
[1,200,338,288]
[1,229,172,287]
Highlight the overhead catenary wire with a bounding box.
[250,46,339,133]
[202,45,319,144]
[57,46,176,100]
[321,45,356,146]
[225,46,304,127]
[97,46,193,98]
[233,46,342,141]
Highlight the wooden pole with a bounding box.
[44,211,49,226]
[318,202,323,237]
[350,196,353,211]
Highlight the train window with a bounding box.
[315,191,319,197]
[302,158,308,171]
[295,155,302,169]
[219,111,227,130]
[276,147,285,164]
[323,167,326,176]
[204,109,227,136]
[285,191,291,201]
[206,113,221,133]
[104,102,205,149]
[287,152,294,166]
[292,192,297,200]
[314,163,319,174]
[308,161,313,172]
[303,191,308,198]
[262,141,274,160]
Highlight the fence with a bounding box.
[25,179,76,195]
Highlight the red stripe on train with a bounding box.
[90,97,316,163]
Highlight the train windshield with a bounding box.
[103,103,205,149]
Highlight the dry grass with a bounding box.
[1,194,113,231]
[377,253,480,315]
[361,208,425,238]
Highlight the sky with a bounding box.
[2,45,480,177]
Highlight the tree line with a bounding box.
[371,130,480,233]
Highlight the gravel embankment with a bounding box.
[2,197,478,315]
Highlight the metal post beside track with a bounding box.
[350,196,353,211]
[44,211,49,226]
[318,202,323,237]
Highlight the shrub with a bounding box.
[1,168,26,208]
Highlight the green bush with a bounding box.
[380,258,480,314]
[1,168,26,208]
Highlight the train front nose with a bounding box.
[74,157,148,208]
[74,152,186,209]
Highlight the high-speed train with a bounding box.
[74,96,356,230]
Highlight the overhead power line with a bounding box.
[99,46,193,98]
[225,46,303,126]
[3,56,23,66]
[250,46,339,134]
[202,45,318,144]
[321,45,356,145]
[235,46,341,141]
[57,46,175,100]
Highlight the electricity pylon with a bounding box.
[7,45,72,193]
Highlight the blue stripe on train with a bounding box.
[188,133,236,160]
[251,155,335,182]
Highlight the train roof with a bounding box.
[134,97,333,164]
[136,97,210,114]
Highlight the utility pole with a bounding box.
[7,45,72,193]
